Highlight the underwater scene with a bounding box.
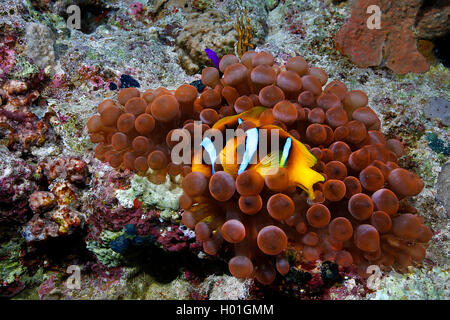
[0,0,449,304]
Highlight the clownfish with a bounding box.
[196,107,324,199]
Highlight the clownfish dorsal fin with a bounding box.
[212,107,267,130]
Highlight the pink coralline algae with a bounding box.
[335,0,430,74]
[84,165,199,253]
[51,74,66,89]
[87,202,159,240]
[129,2,145,16]
[157,225,201,253]
[37,273,58,299]
[0,43,16,81]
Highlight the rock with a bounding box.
[174,1,269,74]
[51,182,77,206]
[0,147,37,223]
[38,157,89,185]
[22,205,85,242]
[176,11,238,74]
[436,162,450,217]
[28,191,57,214]
[4,80,28,95]
[416,2,450,40]
[46,206,84,235]
[22,214,60,242]
[266,0,280,11]
[424,97,450,125]
[25,23,55,70]
[335,0,429,74]
[0,80,51,154]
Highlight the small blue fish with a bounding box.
[205,48,220,70]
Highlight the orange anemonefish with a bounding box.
[194,107,324,199]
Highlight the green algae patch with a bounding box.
[115,173,183,220]
[11,56,39,80]
[86,230,125,268]
[0,240,25,284]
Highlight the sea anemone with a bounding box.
[87,50,431,284]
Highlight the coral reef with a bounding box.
[368,266,449,299]
[415,1,450,40]
[115,173,183,220]
[436,162,450,216]
[0,80,55,154]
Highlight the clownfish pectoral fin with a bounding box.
[260,124,317,168]
[253,151,282,177]
[200,137,217,174]
[238,127,258,175]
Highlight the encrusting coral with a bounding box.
[87,50,432,285]
[22,157,89,242]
